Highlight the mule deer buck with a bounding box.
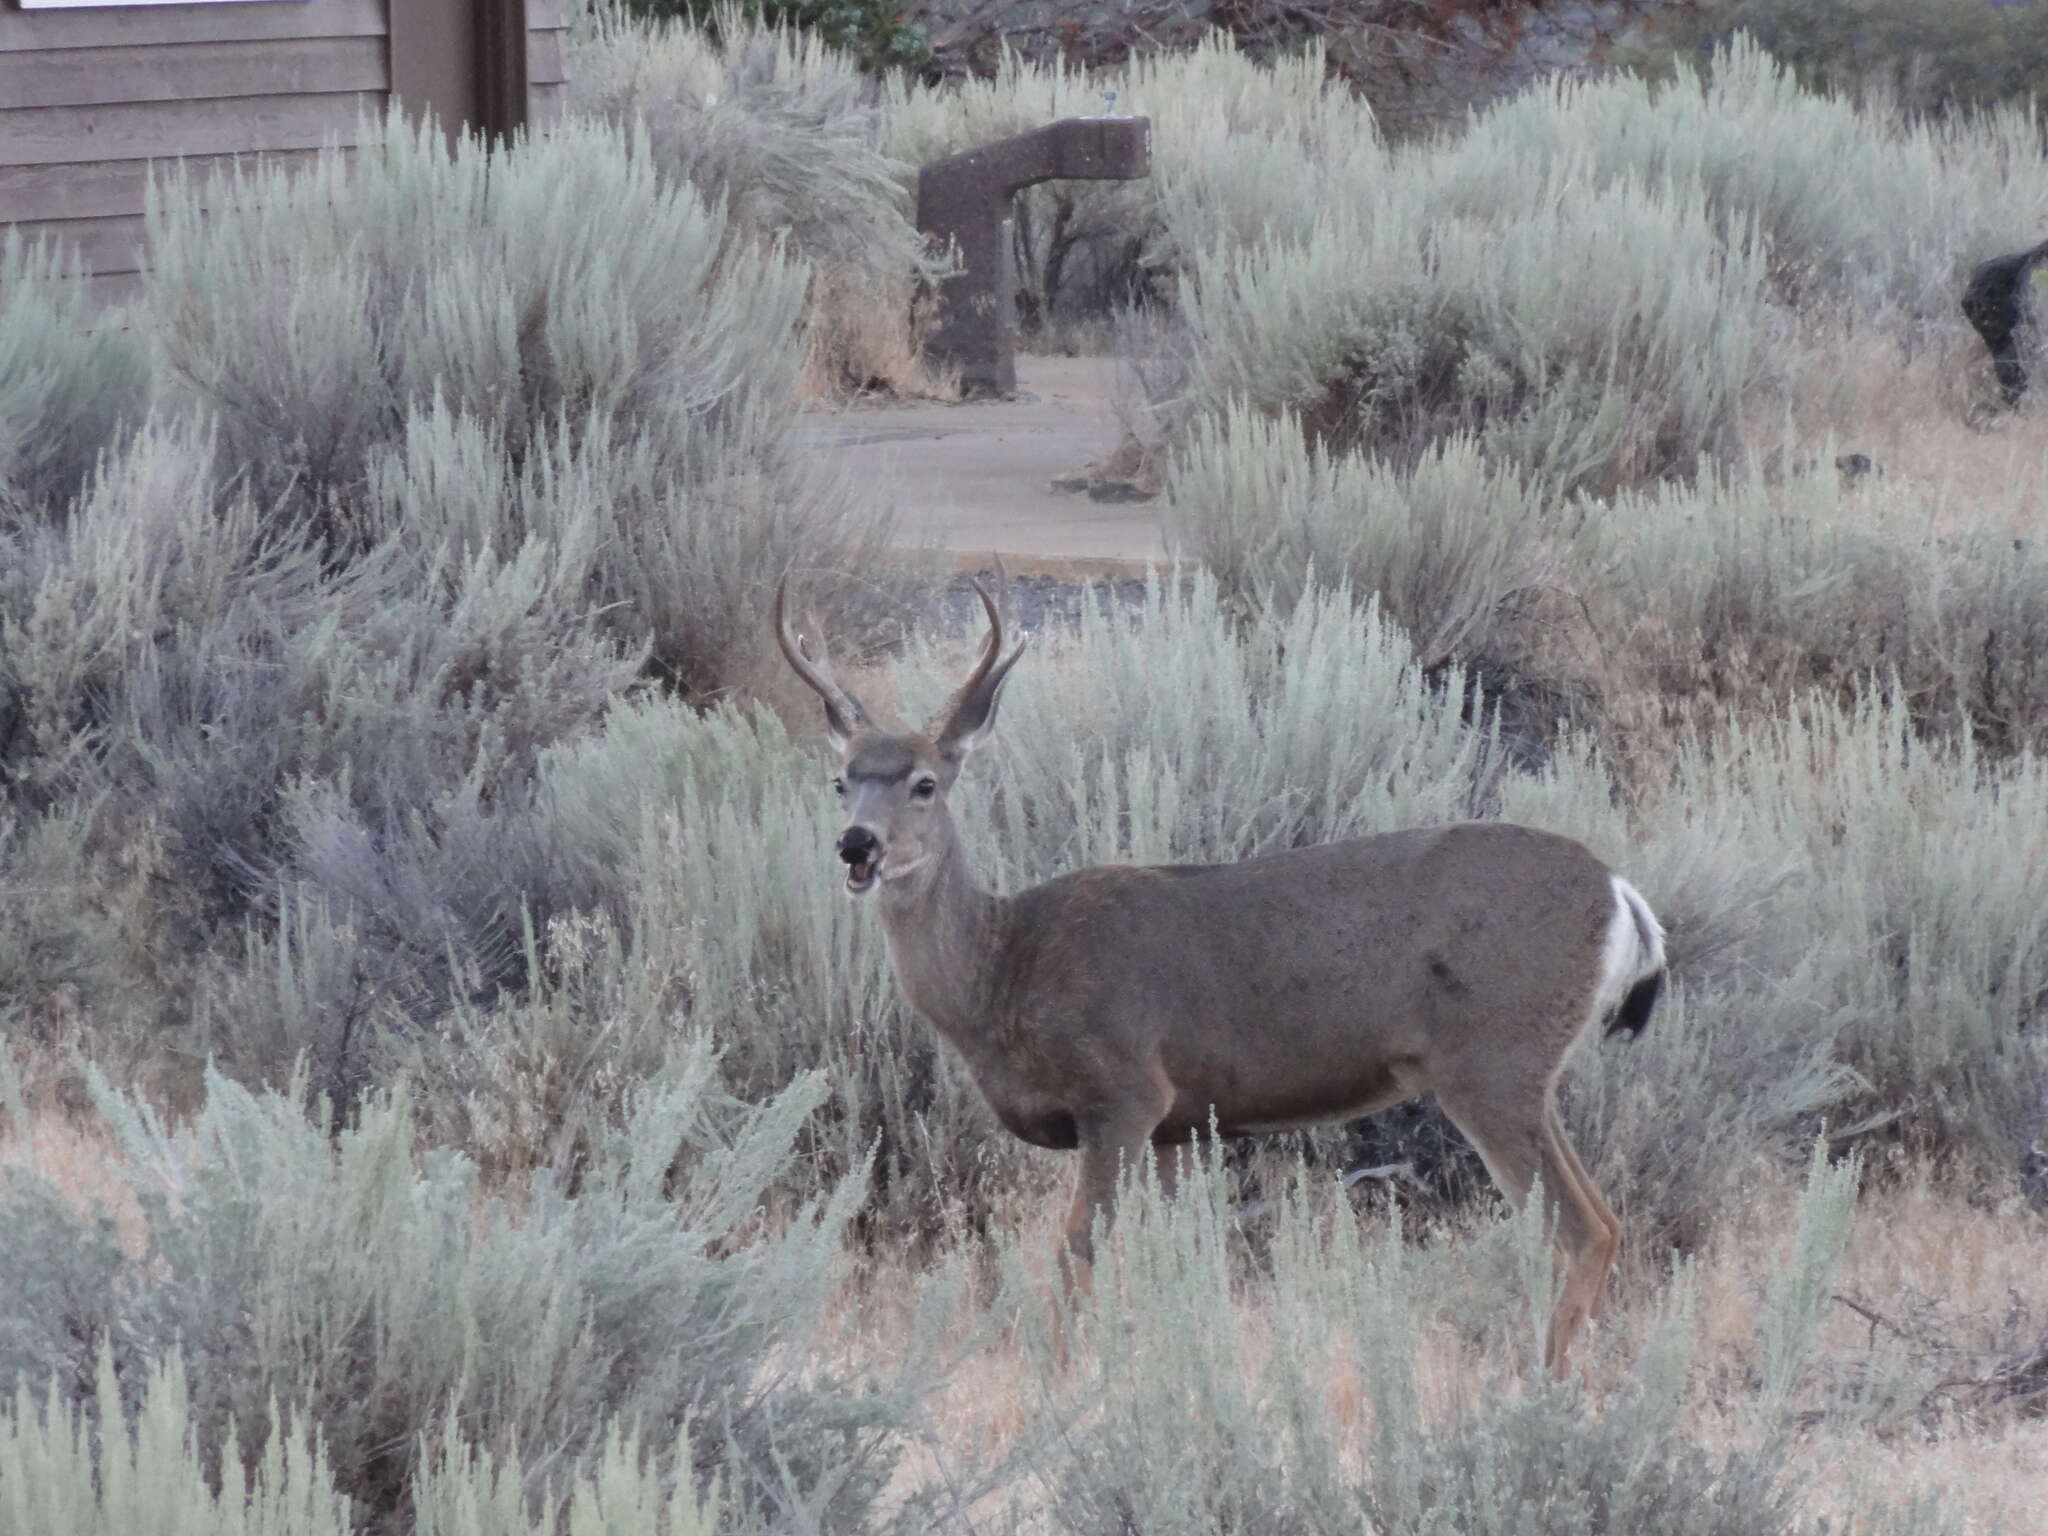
[774,578,1666,1374]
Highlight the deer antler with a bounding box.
[932,572,1027,759]
[773,577,870,748]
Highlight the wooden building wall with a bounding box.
[0,0,568,302]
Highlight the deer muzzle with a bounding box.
[837,826,881,895]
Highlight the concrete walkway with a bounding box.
[796,355,1167,573]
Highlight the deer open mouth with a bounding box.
[845,854,880,895]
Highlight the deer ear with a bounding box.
[934,640,1027,765]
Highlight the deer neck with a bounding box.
[875,829,1005,1039]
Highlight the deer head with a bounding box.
[773,577,1026,898]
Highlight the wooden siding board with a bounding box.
[80,270,145,309]
[527,80,567,126]
[0,36,388,111]
[0,148,329,223]
[527,0,564,28]
[1,91,382,169]
[527,29,565,87]
[0,0,386,52]
[13,212,149,276]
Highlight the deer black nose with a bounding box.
[837,826,879,866]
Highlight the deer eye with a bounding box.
[912,776,938,801]
[831,777,846,797]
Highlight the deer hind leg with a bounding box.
[1433,1087,1620,1379]
[1543,1103,1620,1338]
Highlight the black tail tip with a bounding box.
[1606,970,1665,1039]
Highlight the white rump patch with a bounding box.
[1592,876,1667,1019]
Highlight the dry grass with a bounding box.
[1773,321,2048,531]
[0,1082,142,1256]
[797,275,962,406]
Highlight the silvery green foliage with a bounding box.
[1670,696,2048,1168]
[0,1349,351,1536]
[954,573,1498,876]
[143,110,886,697]
[0,417,640,1083]
[882,34,1383,328]
[1022,1155,1968,1536]
[1,1345,733,1536]
[1014,1155,1805,1536]
[1173,401,2048,752]
[414,1416,720,1536]
[568,6,936,289]
[0,233,150,519]
[0,113,897,1087]
[1146,35,2048,487]
[1585,465,2048,750]
[0,1050,920,1534]
[1505,693,2048,1211]
[1436,36,2048,319]
[1169,156,1772,493]
[1760,1139,1864,1416]
[1169,407,1556,670]
[147,112,804,512]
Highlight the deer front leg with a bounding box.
[1060,1132,1142,1297]
[1048,1108,1165,1366]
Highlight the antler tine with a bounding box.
[772,576,869,741]
[941,575,1005,703]
[931,569,1028,750]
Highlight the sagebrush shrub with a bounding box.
[0,1344,728,1536]
[569,4,946,396]
[1171,397,2048,754]
[0,1350,351,1536]
[1169,156,1772,493]
[1435,36,2048,318]
[0,1052,928,1533]
[144,110,891,695]
[0,234,149,519]
[1646,1,2048,121]
[1013,1154,1816,1536]
[1169,407,1556,671]
[0,111,905,1096]
[883,34,1383,332]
